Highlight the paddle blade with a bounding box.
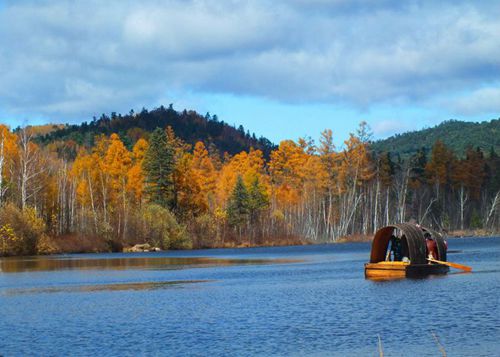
[427,258,472,272]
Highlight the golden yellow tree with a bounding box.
[174,152,205,217]
[71,148,100,233]
[0,125,18,204]
[127,138,148,203]
[269,140,308,210]
[103,133,132,238]
[191,141,217,210]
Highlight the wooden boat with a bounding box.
[365,223,449,279]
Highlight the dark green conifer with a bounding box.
[227,175,249,227]
[143,127,175,208]
[248,176,269,223]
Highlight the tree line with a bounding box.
[0,121,499,256]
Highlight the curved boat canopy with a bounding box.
[369,223,447,264]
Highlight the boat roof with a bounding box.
[369,223,447,264]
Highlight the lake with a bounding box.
[1,237,499,356]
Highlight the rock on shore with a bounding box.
[123,243,161,252]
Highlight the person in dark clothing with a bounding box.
[389,235,402,261]
[385,235,402,262]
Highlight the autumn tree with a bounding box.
[0,125,18,205]
[173,152,205,218]
[127,138,148,203]
[426,140,456,197]
[451,146,486,229]
[192,141,217,210]
[336,132,373,236]
[103,133,132,238]
[425,140,457,228]
[373,152,394,230]
[17,127,46,210]
[217,149,267,207]
[269,140,307,214]
[318,129,340,238]
[72,148,100,234]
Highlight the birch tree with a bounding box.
[17,127,45,210]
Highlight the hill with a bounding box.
[372,118,500,157]
[38,105,275,158]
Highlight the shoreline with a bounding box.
[445,229,499,238]
[1,231,498,258]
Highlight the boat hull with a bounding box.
[365,261,449,279]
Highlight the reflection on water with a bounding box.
[0,255,301,273]
[366,270,473,282]
[3,280,211,296]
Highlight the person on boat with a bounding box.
[425,235,438,261]
[389,235,402,261]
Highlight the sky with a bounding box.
[0,0,499,146]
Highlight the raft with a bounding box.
[364,223,449,279]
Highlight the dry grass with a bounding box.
[49,234,110,254]
[336,234,372,243]
[208,236,308,249]
[447,229,497,238]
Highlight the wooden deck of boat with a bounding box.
[365,261,409,279]
[365,261,449,279]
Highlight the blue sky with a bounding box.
[0,0,499,147]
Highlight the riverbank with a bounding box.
[335,229,500,243]
[2,229,499,258]
[39,234,310,255]
[446,229,499,238]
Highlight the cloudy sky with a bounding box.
[0,0,499,145]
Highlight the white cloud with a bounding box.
[446,87,500,115]
[0,0,499,121]
[372,119,413,138]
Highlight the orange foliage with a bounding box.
[426,140,456,187]
[104,133,132,195]
[269,139,329,209]
[126,138,148,202]
[71,149,98,207]
[174,152,205,215]
[269,140,307,189]
[217,148,267,206]
[451,147,485,199]
[0,125,19,183]
[338,134,374,191]
[192,142,217,206]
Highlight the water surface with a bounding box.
[1,237,498,356]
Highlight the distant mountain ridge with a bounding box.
[38,105,275,158]
[36,111,499,160]
[372,118,500,157]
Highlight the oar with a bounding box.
[427,257,472,272]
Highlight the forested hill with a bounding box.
[372,118,500,157]
[38,105,275,157]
